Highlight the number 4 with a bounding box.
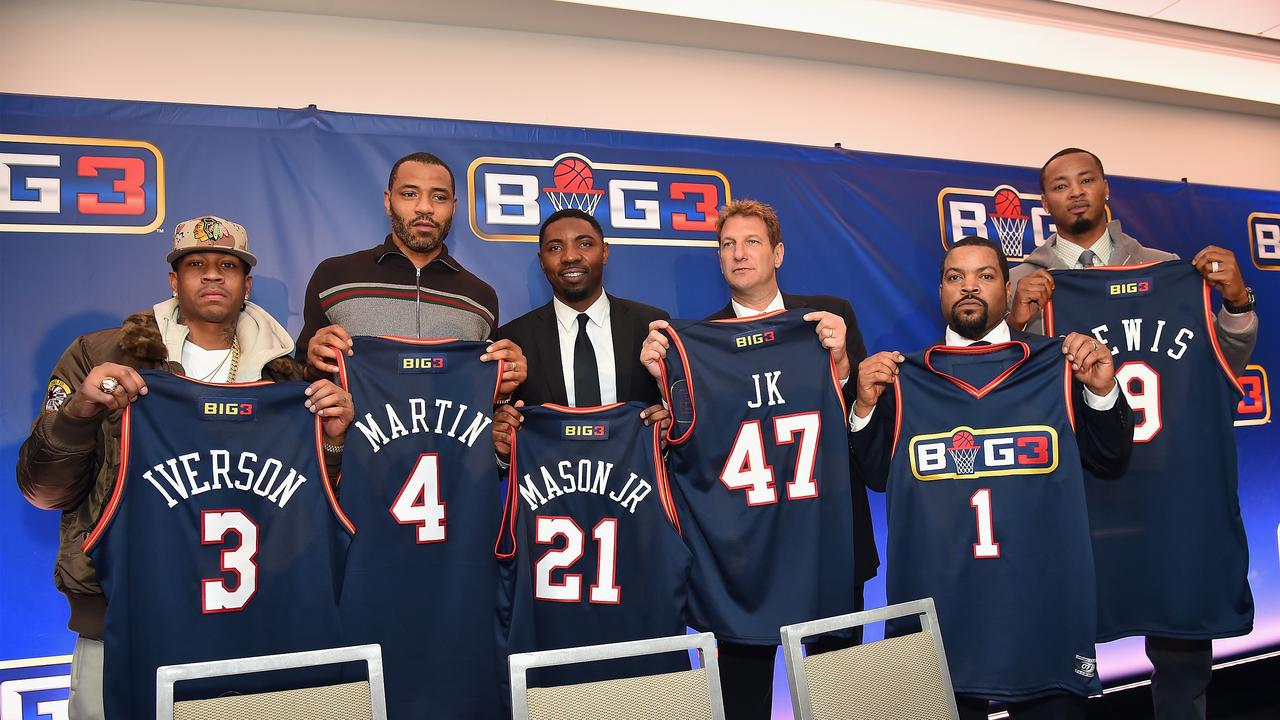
[391,453,447,543]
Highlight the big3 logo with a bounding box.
[0,134,164,234]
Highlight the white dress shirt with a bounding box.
[554,292,617,406]
[730,290,785,318]
[849,320,1119,431]
[1052,227,1113,268]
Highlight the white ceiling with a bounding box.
[153,0,1280,116]
[1052,1,1280,38]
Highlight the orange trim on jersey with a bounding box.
[652,421,682,535]
[314,414,356,535]
[1042,300,1056,337]
[494,425,520,561]
[334,349,350,392]
[923,341,1030,399]
[378,335,459,344]
[1202,281,1246,396]
[170,374,274,388]
[889,377,903,461]
[1063,359,1077,432]
[708,308,789,324]
[540,402,626,413]
[658,325,696,446]
[827,352,848,421]
[82,406,132,553]
[492,357,506,405]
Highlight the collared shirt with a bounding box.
[850,321,1118,431]
[730,290,785,318]
[554,292,617,406]
[1052,226,1113,268]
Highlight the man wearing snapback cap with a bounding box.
[15,215,355,720]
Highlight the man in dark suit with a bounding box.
[640,198,873,720]
[492,209,669,460]
[850,236,1133,720]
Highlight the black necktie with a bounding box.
[573,313,601,407]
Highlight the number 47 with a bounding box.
[719,412,821,506]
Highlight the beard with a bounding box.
[949,296,991,341]
[1066,214,1098,236]
[391,212,450,254]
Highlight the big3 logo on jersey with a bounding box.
[909,425,1059,481]
[0,134,164,233]
[937,183,1111,262]
[467,152,729,247]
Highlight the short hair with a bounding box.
[1039,147,1105,193]
[716,198,782,247]
[388,151,455,194]
[942,236,1009,284]
[538,208,604,246]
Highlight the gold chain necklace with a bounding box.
[197,336,240,382]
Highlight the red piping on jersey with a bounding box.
[379,335,460,344]
[314,414,356,535]
[1202,282,1245,396]
[1063,359,1077,432]
[708,308,789,323]
[652,421,682,535]
[334,349,350,392]
[826,352,848,420]
[83,405,132,553]
[495,425,520,561]
[658,325,697,446]
[890,377,903,460]
[540,402,626,413]
[923,341,1031,398]
[171,375,274,388]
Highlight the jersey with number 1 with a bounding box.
[84,371,353,720]
[659,309,856,644]
[887,338,1099,701]
[1046,260,1253,641]
[336,337,504,719]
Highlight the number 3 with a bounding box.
[201,509,258,613]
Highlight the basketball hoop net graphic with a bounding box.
[544,156,605,215]
[990,185,1028,259]
[949,430,980,476]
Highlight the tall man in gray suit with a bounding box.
[1009,147,1259,720]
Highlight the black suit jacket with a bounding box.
[707,292,879,584]
[496,294,669,407]
[849,328,1134,495]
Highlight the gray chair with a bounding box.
[155,643,387,720]
[508,632,727,720]
[780,597,959,720]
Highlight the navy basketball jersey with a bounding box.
[659,309,856,644]
[497,402,691,686]
[85,370,353,720]
[1045,260,1253,641]
[336,336,505,719]
[887,338,1100,701]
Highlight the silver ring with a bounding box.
[1211,260,1220,273]
[99,377,120,394]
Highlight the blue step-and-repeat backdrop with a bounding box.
[1,92,1276,717]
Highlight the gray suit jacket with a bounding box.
[1009,219,1257,376]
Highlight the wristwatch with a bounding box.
[1224,287,1256,314]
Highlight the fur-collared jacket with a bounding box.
[15,299,333,640]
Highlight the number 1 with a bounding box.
[970,489,1001,559]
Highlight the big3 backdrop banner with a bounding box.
[1,93,1277,714]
